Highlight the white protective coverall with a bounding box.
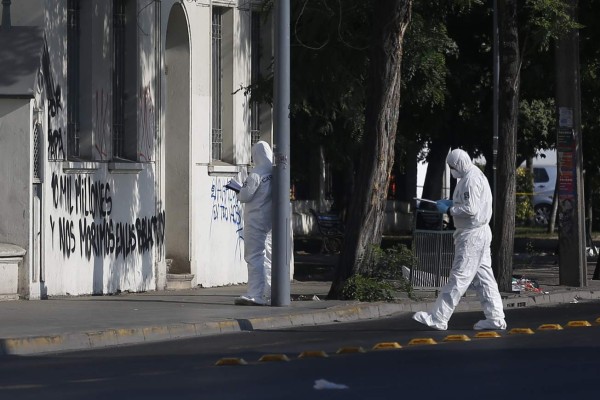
[413,149,506,330]
[234,141,273,306]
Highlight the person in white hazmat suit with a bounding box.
[413,149,507,330]
[232,141,273,306]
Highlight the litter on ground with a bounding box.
[512,276,548,294]
[313,379,349,390]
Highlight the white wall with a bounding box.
[43,166,160,295]
[9,0,43,26]
[0,100,31,248]
[2,0,280,297]
[37,0,162,296]
[179,1,284,287]
[186,2,251,287]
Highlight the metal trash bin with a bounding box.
[410,201,455,289]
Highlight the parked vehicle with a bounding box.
[519,150,556,226]
[531,164,556,226]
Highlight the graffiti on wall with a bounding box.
[210,177,244,257]
[42,36,66,161]
[48,127,65,160]
[210,177,242,227]
[49,172,165,261]
[139,86,155,161]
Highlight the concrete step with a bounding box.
[166,273,195,290]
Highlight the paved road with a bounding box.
[1,301,599,400]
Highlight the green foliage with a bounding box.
[342,275,395,302]
[341,244,415,302]
[367,244,418,281]
[401,6,458,110]
[579,1,600,204]
[518,98,556,163]
[516,167,534,225]
[522,0,582,52]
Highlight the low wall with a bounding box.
[0,243,26,301]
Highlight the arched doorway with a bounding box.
[165,4,190,275]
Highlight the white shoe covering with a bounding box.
[412,311,448,331]
[234,295,266,306]
[473,318,507,330]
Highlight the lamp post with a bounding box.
[555,0,587,287]
[492,0,499,228]
[271,0,291,306]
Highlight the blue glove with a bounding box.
[436,199,453,214]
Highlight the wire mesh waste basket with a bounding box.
[410,202,455,289]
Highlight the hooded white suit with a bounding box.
[413,149,506,330]
[235,141,273,305]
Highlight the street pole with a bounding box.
[555,0,587,287]
[271,0,291,306]
[492,0,499,228]
[1,0,11,30]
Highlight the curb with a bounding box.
[0,302,398,356]
[1,289,598,356]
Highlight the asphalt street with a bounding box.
[1,301,599,400]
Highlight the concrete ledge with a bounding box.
[166,274,195,290]
[0,244,27,258]
[0,243,25,300]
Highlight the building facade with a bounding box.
[0,0,276,299]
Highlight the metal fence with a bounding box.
[410,209,455,289]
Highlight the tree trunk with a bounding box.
[491,0,520,292]
[584,172,594,249]
[328,0,413,299]
[422,139,451,201]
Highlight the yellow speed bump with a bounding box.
[408,338,437,346]
[215,357,248,366]
[372,342,402,350]
[596,317,600,324]
[443,334,471,342]
[336,346,366,354]
[509,328,535,335]
[566,320,592,327]
[537,324,564,331]
[298,350,329,359]
[258,354,290,362]
[474,331,501,338]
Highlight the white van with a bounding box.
[522,150,557,226]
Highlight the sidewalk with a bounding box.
[0,252,598,356]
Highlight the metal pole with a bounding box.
[555,0,587,287]
[492,0,499,228]
[1,0,11,30]
[271,0,291,306]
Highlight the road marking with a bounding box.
[509,328,535,335]
[566,320,592,327]
[537,324,563,331]
[372,342,402,350]
[298,350,329,358]
[408,338,437,346]
[336,346,366,354]
[215,357,248,366]
[474,331,501,338]
[443,334,471,342]
[258,354,290,362]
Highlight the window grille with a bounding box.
[33,122,42,183]
[113,0,125,158]
[211,8,223,160]
[67,0,80,158]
